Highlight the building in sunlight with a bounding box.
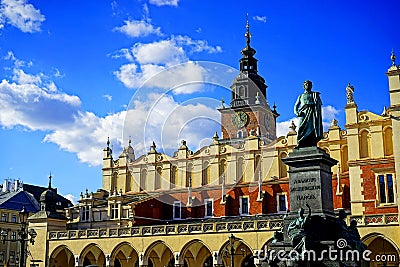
[27,22,400,267]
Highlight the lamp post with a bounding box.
[229,234,235,267]
[0,206,37,267]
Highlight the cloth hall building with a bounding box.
[27,24,400,267]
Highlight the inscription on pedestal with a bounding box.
[282,147,338,216]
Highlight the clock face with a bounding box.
[232,111,248,128]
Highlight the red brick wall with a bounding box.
[360,164,398,215]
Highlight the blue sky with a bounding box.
[0,0,398,203]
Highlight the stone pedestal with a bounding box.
[282,147,338,217]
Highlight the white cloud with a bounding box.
[276,118,299,138]
[133,39,187,65]
[0,64,81,130]
[103,94,113,101]
[124,93,220,156]
[113,36,221,91]
[63,193,78,204]
[253,15,267,23]
[0,0,45,33]
[44,111,126,166]
[148,0,179,7]
[114,19,162,38]
[322,105,340,122]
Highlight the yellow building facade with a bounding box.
[26,38,400,267]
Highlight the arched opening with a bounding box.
[217,238,253,267]
[49,245,75,267]
[359,130,370,159]
[241,254,255,267]
[80,244,106,267]
[279,152,288,179]
[144,241,174,267]
[180,240,213,267]
[340,145,349,172]
[383,127,394,156]
[155,167,162,190]
[202,161,210,186]
[362,234,399,267]
[140,169,147,191]
[111,242,139,267]
[219,159,227,184]
[237,157,245,183]
[170,165,177,189]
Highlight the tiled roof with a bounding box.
[0,191,40,213]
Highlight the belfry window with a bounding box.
[378,174,395,204]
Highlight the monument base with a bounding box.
[282,146,338,218]
[263,147,363,267]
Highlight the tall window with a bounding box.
[219,159,226,184]
[170,166,177,189]
[155,167,162,190]
[186,163,193,187]
[237,130,243,138]
[110,204,119,219]
[359,130,370,159]
[254,155,261,181]
[126,172,132,192]
[173,201,181,219]
[140,169,147,191]
[237,157,244,183]
[383,127,393,156]
[2,214,7,222]
[11,232,16,240]
[378,174,395,204]
[11,215,17,223]
[202,161,210,186]
[279,152,288,178]
[341,146,349,172]
[81,206,90,221]
[239,196,249,215]
[277,193,288,213]
[204,199,213,218]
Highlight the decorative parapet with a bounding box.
[48,218,283,240]
[349,213,398,226]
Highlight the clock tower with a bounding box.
[219,17,279,143]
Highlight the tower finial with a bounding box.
[245,12,251,47]
[107,136,110,148]
[391,49,396,66]
[48,172,52,189]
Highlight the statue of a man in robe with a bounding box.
[294,80,323,147]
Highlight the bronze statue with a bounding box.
[287,203,311,252]
[294,80,323,147]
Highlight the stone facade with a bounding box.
[26,32,400,267]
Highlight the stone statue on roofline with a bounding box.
[294,80,323,148]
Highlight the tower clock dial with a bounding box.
[232,111,248,128]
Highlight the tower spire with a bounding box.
[391,49,396,66]
[48,172,52,189]
[245,12,251,47]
